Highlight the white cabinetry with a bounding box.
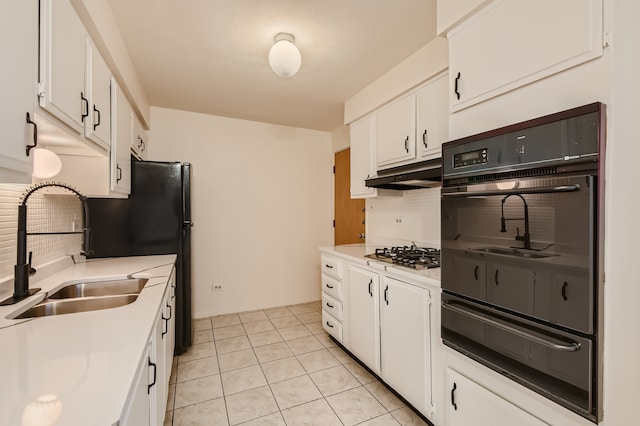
[349,115,377,198]
[120,341,152,426]
[448,0,603,112]
[347,265,381,375]
[380,276,432,414]
[86,42,112,148]
[376,95,416,168]
[374,72,449,170]
[110,79,132,195]
[321,254,345,343]
[446,368,548,426]
[39,0,87,135]
[416,73,449,160]
[0,0,37,183]
[132,114,149,160]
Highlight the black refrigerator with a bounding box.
[87,160,193,355]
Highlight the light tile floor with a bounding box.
[164,301,430,426]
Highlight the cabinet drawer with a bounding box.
[322,293,343,321]
[322,311,343,342]
[321,255,342,280]
[322,274,343,300]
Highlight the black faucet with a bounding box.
[0,183,92,306]
[500,194,531,250]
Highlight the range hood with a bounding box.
[365,158,442,190]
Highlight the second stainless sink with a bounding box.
[47,278,148,299]
[13,294,138,319]
[472,247,555,259]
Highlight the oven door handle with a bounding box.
[442,300,581,352]
[442,184,581,198]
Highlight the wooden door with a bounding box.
[334,149,365,244]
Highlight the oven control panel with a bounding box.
[453,148,487,168]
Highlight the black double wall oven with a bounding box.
[440,103,605,422]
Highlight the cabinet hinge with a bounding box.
[427,294,433,306]
[333,219,336,228]
[602,32,611,48]
[333,165,336,174]
[37,83,46,98]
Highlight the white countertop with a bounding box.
[319,244,441,287]
[0,254,176,426]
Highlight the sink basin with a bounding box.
[47,278,148,299]
[472,247,555,259]
[12,294,138,319]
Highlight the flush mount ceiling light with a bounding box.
[268,33,301,78]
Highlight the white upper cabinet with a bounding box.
[110,79,132,195]
[349,115,377,198]
[0,0,37,183]
[437,0,492,35]
[86,43,112,149]
[132,114,149,160]
[416,72,449,160]
[376,94,416,168]
[39,0,87,135]
[448,0,603,112]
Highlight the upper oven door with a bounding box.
[441,174,597,334]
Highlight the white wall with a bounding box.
[149,107,333,318]
[331,126,350,153]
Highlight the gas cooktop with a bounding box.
[365,246,440,270]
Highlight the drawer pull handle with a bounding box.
[474,265,479,280]
[326,302,334,308]
[326,283,334,289]
[494,269,500,286]
[562,281,568,301]
[326,321,334,328]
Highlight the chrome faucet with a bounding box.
[500,194,531,250]
[0,183,92,306]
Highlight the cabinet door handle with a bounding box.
[162,315,168,338]
[474,265,479,281]
[167,302,172,320]
[384,285,389,305]
[140,139,146,152]
[451,382,457,410]
[325,283,334,289]
[116,165,122,182]
[137,136,144,148]
[494,269,500,286]
[562,281,568,301]
[368,279,373,297]
[81,92,89,122]
[25,112,38,156]
[93,105,100,130]
[325,264,333,269]
[326,321,334,328]
[326,302,334,308]
[454,72,461,100]
[422,129,428,148]
[148,357,157,394]
[404,136,409,153]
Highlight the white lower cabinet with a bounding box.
[380,276,432,415]
[347,265,381,375]
[446,368,549,426]
[121,270,176,426]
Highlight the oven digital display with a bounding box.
[453,148,488,168]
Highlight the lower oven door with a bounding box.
[442,293,594,421]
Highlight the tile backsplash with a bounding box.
[0,184,83,281]
[366,187,441,247]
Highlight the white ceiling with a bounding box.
[107,0,437,132]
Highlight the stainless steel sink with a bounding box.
[13,294,138,319]
[47,278,148,299]
[472,247,555,259]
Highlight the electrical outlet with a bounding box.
[212,284,223,292]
